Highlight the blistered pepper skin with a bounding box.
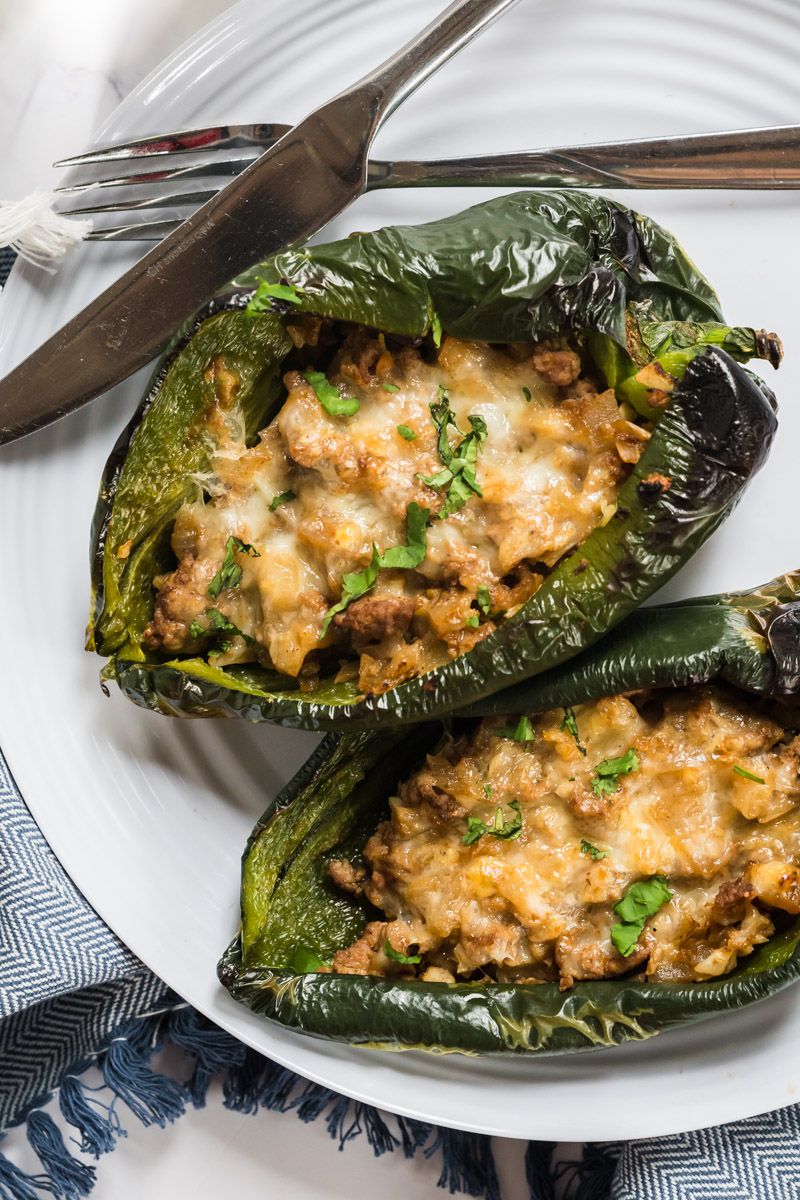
[219,573,800,1056]
[89,191,779,729]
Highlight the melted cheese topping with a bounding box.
[330,686,800,987]
[147,330,638,691]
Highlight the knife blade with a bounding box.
[0,0,520,445]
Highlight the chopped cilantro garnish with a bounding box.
[426,387,460,468]
[493,715,535,743]
[420,466,453,489]
[208,536,260,599]
[466,614,479,628]
[483,783,493,797]
[591,748,639,796]
[733,764,766,784]
[581,840,608,861]
[207,607,255,645]
[191,607,255,646]
[383,382,400,393]
[304,370,359,418]
[476,586,493,616]
[522,386,532,402]
[320,553,380,638]
[561,707,586,755]
[245,278,304,316]
[269,489,296,512]
[463,800,523,846]
[610,876,672,957]
[384,941,421,965]
[420,396,487,519]
[397,424,417,441]
[207,608,234,633]
[320,503,430,635]
[376,501,430,570]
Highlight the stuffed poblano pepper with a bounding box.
[219,572,800,1055]
[89,191,781,728]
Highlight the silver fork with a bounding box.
[55,123,800,242]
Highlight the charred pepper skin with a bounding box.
[219,572,800,1056]
[89,191,779,729]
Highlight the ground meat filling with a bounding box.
[328,686,800,988]
[333,594,416,645]
[145,322,647,694]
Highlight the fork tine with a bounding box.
[85,219,183,242]
[54,156,258,195]
[61,188,217,216]
[54,122,292,167]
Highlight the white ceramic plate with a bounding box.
[2,0,800,1143]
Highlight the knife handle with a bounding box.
[354,0,521,126]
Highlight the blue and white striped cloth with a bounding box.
[2,243,799,1200]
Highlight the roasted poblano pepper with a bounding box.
[89,191,780,728]
[219,572,800,1055]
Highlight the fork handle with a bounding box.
[350,0,521,126]
[370,126,800,189]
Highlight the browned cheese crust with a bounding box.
[146,324,647,694]
[328,686,800,988]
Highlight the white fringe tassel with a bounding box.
[0,190,92,274]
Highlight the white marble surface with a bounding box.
[0,3,538,1196]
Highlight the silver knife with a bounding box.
[0,0,520,446]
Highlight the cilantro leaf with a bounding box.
[462,818,484,846]
[304,370,359,418]
[375,502,430,570]
[438,468,480,520]
[207,607,255,645]
[476,586,493,616]
[320,504,430,635]
[320,549,381,637]
[463,800,523,846]
[591,748,639,797]
[614,876,672,924]
[466,614,479,628]
[208,536,260,599]
[429,386,460,467]
[207,608,236,633]
[581,840,608,861]
[610,876,672,957]
[397,424,417,441]
[466,413,488,441]
[493,716,535,743]
[191,606,256,646]
[561,707,587,755]
[245,278,304,316]
[269,489,296,512]
[384,941,421,965]
[733,764,766,784]
[422,401,487,519]
[419,466,454,489]
[609,924,642,957]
